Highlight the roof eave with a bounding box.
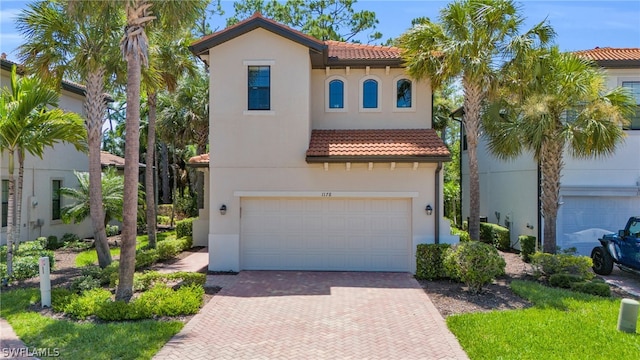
[306,155,452,163]
[594,59,640,68]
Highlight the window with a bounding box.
[1,180,7,227]
[362,79,378,109]
[396,79,412,108]
[52,180,61,221]
[329,79,344,109]
[622,81,640,130]
[248,66,270,110]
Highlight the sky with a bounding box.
[1,0,640,62]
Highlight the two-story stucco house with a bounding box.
[188,14,455,273]
[460,47,640,255]
[1,58,93,244]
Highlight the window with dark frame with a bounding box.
[396,79,412,108]
[329,79,344,108]
[248,66,270,110]
[622,81,640,130]
[1,180,8,227]
[363,79,378,109]
[52,180,61,221]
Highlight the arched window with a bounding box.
[396,79,412,108]
[329,79,344,109]
[362,79,378,108]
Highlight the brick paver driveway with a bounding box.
[154,271,468,360]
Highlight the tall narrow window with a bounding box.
[52,180,61,221]
[1,180,8,227]
[329,79,344,108]
[396,79,412,108]
[248,66,270,110]
[622,81,640,130]
[363,79,378,108]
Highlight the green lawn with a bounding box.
[75,231,176,267]
[447,280,640,360]
[1,288,183,360]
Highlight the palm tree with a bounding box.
[117,0,207,301]
[16,0,124,268]
[60,168,125,227]
[398,0,554,241]
[483,46,636,253]
[0,64,86,278]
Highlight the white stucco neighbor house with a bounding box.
[187,14,455,273]
[1,58,93,245]
[460,47,640,256]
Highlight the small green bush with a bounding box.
[158,204,173,217]
[105,225,120,237]
[135,249,160,269]
[95,299,150,321]
[519,235,537,262]
[45,235,62,250]
[136,284,204,317]
[531,252,594,280]
[176,218,194,238]
[157,216,171,226]
[0,240,54,281]
[64,288,112,320]
[479,223,510,251]
[179,236,193,250]
[134,271,206,291]
[51,288,76,312]
[570,281,611,297]
[444,241,506,294]
[157,240,182,260]
[549,273,584,288]
[71,275,102,293]
[451,227,470,243]
[415,244,451,280]
[61,233,81,243]
[37,237,48,248]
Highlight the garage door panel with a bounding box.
[241,198,411,271]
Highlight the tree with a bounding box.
[117,0,206,302]
[16,0,124,268]
[483,46,636,253]
[60,168,125,227]
[398,0,554,241]
[0,64,86,278]
[227,0,382,42]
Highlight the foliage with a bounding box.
[415,244,451,280]
[134,271,206,292]
[570,281,611,297]
[548,273,584,288]
[0,240,54,281]
[2,277,183,359]
[519,235,537,262]
[75,248,120,267]
[451,227,470,243]
[176,217,194,238]
[105,224,120,237]
[443,241,506,294]
[479,223,510,251]
[531,252,594,280]
[70,275,102,293]
[158,205,173,217]
[135,248,160,270]
[447,280,637,360]
[157,240,181,260]
[61,233,81,243]
[45,235,62,250]
[227,0,382,42]
[63,288,112,320]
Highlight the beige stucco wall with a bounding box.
[1,69,92,244]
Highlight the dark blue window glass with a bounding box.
[397,79,412,108]
[363,79,378,108]
[329,80,344,108]
[248,66,270,110]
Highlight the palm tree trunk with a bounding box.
[145,91,157,248]
[85,68,112,268]
[6,150,16,278]
[14,149,25,250]
[541,138,564,254]
[160,143,170,203]
[463,76,482,242]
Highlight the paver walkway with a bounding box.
[155,247,209,273]
[154,271,469,360]
[0,318,38,360]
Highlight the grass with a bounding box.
[1,288,183,360]
[75,231,176,267]
[447,280,640,360]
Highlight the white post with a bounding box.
[618,298,639,333]
[39,256,51,307]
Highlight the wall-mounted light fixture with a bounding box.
[425,204,433,216]
[219,204,227,215]
[526,223,534,230]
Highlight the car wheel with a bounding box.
[591,246,614,275]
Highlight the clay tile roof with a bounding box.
[306,129,450,162]
[188,153,210,167]
[100,151,125,168]
[574,47,640,67]
[325,40,401,60]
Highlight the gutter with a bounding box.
[435,161,443,244]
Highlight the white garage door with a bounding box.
[240,198,411,271]
[558,196,640,256]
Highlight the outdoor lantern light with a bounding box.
[219,204,227,215]
[425,205,433,215]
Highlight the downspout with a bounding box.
[537,162,542,251]
[435,161,443,244]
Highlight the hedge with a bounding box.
[479,223,510,251]
[531,252,594,280]
[415,244,451,280]
[176,218,195,238]
[519,235,537,262]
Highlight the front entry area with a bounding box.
[240,197,412,271]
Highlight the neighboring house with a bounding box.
[187,14,454,273]
[460,47,640,255]
[0,58,93,244]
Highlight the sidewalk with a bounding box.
[154,247,209,273]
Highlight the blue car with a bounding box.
[591,216,640,275]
